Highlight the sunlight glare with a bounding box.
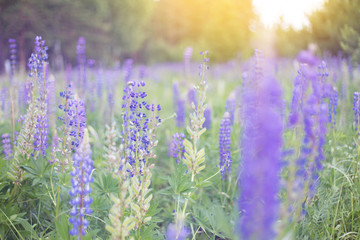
[253,0,325,29]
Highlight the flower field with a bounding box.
[1,36,360,240]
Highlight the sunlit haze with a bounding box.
[253,0,325,29]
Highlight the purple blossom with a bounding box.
[33,114,49,156]
[8,39,17,84]
[354,92,360,130]
[2,134,12,160]
[29,36,49,156]
[28,36,48,80]
[0,88,8,112]
[173,82,186,127]
[225,95,236,125]
[169,133,185,164]
[123,58,133,83]
[58,84,87,150]
[238,75,283,240]
[187,88,197,108]
[77,37,86,91]
[296,50,319,66]
[288,70,303,127]
[69,130,93,237]
[219,112,231,178]
[121,81,161,176]
[328,87,338,128]
[295,94,329,198]
[166,223,189,240]
[176,99,186,127]
[203,107,212,130]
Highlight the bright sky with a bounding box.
[253,0,325,29]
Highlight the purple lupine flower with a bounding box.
[47,77,56,114]
[169,133,185,164]
[0,88,8,112]
[123,58,133,83]
[238,76,283,240]
[328,87,338,128]
[225,94,236,125]
[309,101,328,194]
[139,65,147,80]
[58,84,87,150]
[353,92,360,130]
[297,50,319,66]
[121,81,161,176]
[288,70,303,127]
[166,222,189,240]
[173,82,180,107]
[294,95,317,195]
[69,99,87,149]
[108,92,114,110]
[219,112,231,178]
[173,82,186,127]
[28,36,49,156]
[2,134,12,160]
[69,130,93,237]
[33,114,49,156]
[8,39,17,84]
[28,36,48,80]
[96,70,103,99]
[203,107,211,130]
[176,99,186,128]
[77,37,86,90]
[187,88,197,108]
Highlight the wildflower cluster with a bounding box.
[173,82,186,127]
[28,36,48,80]
[2,133,12,160]
[107,80,161,238]
[8,36,49,185]
[56,84,87,171]
[69,129,93,237]
[182,51,208,177]
[219,112,231,178]
[77,37,87,91]
[353,92,360,130]
[169,133,185,164]
[8,38,17,83]
[239,74,283,240]
[328,87,338,127]
[121,81,160,176]
[203,107,212,129]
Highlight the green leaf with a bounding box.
[55,215,70,240]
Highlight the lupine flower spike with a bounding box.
[238,62,283,239]
[219,112,231,179]
[2,133,13,160]
[8,36,48,185]
[69,129,93,237]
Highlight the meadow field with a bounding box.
[0,36,359,240]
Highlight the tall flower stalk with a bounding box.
[69,129,93,238]
[180,51,208,227]
[238,75,283,240]
[107,80,161,238]
[8,36,48,185]
[8,38,17,84]
[219,112,231,179]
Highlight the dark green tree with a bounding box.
[309,0,360,56]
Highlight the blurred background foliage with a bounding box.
[1,0,360,72]
[0,0,255,71]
